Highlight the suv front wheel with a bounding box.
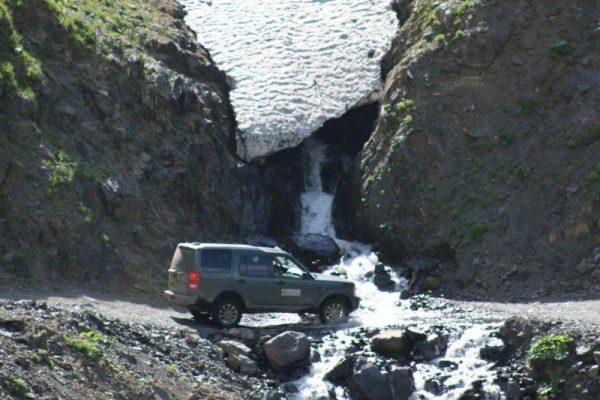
[212,298,242,328]
[319,298,349,324]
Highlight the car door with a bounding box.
[272,255,315,310]
[235,251,277,310]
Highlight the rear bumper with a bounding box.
[163,290,196,306]
[350,296,360,311]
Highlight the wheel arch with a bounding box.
[318,293,351,310]
[213,291,246,310]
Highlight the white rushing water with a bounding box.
[291,138,505,400]
[179,0,397,160]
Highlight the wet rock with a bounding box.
[349,360,392,400]
[413,333,448,361]
[371,329,416,357]
[227,353,259,376]
[576,345,595,363]
[388,367,414,400]
[587,365,599,377]
[283,382,299,393]
[288,234,341,268]
[245,235,279,248]
[218,340,252,357]
[324,355,354,383]
[263,331,310,371]
[0,319,26,332]
[506,380,520,400]
[438,360,459,371]
[479,337,505,361]
[373,264,394,289]
[225,328,256,341]
[99,177,130,215]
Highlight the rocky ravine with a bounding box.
[336,0,600,299]
[0,0,301,288]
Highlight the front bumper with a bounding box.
[350,296,360,311]
[163,290,196,306]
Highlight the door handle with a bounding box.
[277,280,285,286]
[237,279,246,284]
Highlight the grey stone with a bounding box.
[506,380,520,400]
[388,367,414,400]
[324,355,354,383]
[263,331,310,371]
[349,361,392,400]
[371,330,415,356]
[218,340,252,357]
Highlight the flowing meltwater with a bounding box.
[291,139,505,399]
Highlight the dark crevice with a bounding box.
[257,101,380,241]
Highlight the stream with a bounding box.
[289,138,506,400]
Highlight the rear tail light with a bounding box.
[189,271,201,290]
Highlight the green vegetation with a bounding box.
[0,1,43,101]
[518,99,534,116]
[527,335,573,367]
[7,376,29,397]
[497,129,516,147]
[41,0,173,55]
[167,363,178,373]
[80,330,111,344]
[527,335,573,398]
[549,40,573,59]
[423,73,432,88]
[42,150,78,188]
[415,0,475,46]
[450,220,488,248]
[587,163,600,185]
[65,335,103,359]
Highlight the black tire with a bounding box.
[211,298,242,328]
[189,308,210,322]
[319,297,349,325]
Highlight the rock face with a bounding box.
[263,331,311,371]
[336,0,600,298]
[0,0,297,286]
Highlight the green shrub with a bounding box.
[549,40,573,59]
[65,335,102,359]
[527,335,573,368]
[498,131,516,147]
[42,150,78,187]
[587,163,600,185]
[80,331,111,344]
[8,377,29,397]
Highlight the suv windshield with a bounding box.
[273,255,307,278]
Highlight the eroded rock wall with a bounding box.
[0,0,269,286]
[341,0,600,296]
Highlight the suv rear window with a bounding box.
[201,249,232,274]
[171,247,197,272]
[240,252,273,277]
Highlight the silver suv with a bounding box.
[164,243,359,327]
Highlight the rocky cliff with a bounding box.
[0,0,276,287]
[337,0,599,298]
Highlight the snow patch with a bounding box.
[180,0,397,160]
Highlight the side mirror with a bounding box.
[302,272,312,280]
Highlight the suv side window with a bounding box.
[201,249,232,274]
[240,252,273,278]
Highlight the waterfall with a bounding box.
[291,139,505,400]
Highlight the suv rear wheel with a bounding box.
[319,298,349,324]
[212,298,242,328]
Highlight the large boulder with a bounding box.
[349,359,392,400]
[263,331,311,371]
[324,355,355,384]
[371,329,420,357]
[388,367,414,400]
[288,234,341,269]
